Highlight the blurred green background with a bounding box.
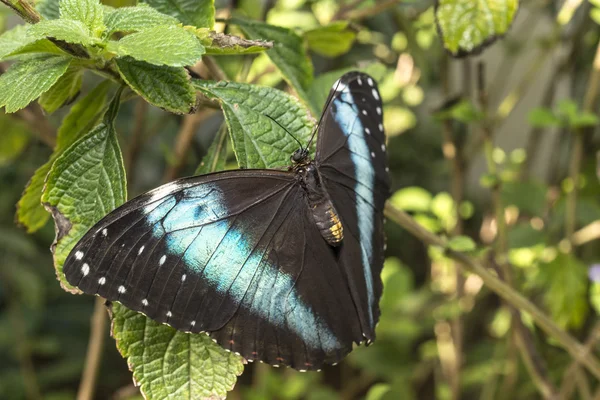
[1,0,600,399]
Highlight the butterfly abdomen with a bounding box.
[298,163,344,246]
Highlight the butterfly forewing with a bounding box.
[315,72,390,342]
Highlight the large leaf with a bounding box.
[0,25,50,60]
[435,0,519,56]
[17,81,112,234]
[38,66,83,114]
[230,18,314,112]
[28,19,95,46]
[141,0,215,28]
[115,57,196,114]
[59,0,105,36]
[108,25,205,66]
[103,5,179,36]
[194,79,314,169]
[41,89,126,290]
[0,55,71,113]
[111,303,244,400]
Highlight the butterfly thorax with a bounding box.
[294,161,344,247]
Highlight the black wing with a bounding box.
[315,71,391,342]
[63,170,363,370]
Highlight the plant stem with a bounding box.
[559,322,600,398]
[77,297,107,400]
[384,203,600,381]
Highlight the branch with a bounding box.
[77,297,108,400]
[384,203,600,381]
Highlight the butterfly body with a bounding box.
[64,72,390,370]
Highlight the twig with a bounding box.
[163,109,216,182]
[383,203,600,381]
[559,322,600,398]
[77,297,108,400]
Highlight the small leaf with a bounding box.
[41,89,126,290]
[390,187,432,212]
[108,25,205,67]
[435,0,519,56]
[28,19,95,46]
[304,21,356,58]
[571,111,599,128]
[115,57,196,114]
[447,236,477,252]
[194,79,313,169]
[0,55,71,113]
[196,124,228,174]
[37,0,61,20]
[198,30,273,55]
[434,99,483,123]
[141,0,215,28]
[528,107,560,128]
[0,25,64,61]
[103,5,179,36]
[230,18,314,111]
[111,302,244,400]
[38,66,83,114]
[17,81,112,233]
[59,0,105,36]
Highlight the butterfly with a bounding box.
[63,71,391,371]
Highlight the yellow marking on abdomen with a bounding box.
[328,210,344,241]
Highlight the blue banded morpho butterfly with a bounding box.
[63,71,391,371]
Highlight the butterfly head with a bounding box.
[291,148,310,165]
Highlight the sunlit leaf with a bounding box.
[304,21,356,58]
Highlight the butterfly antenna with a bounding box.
[306,77,344,150]
[266,115,304,150]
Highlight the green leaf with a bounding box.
[28,19,95,46]
[390,187,432,212]
[37,0,61,20]
[0,25,63,61]
[537,253,589,328]
[230,18,313,111]
[111,303,244,399]
[59,0,105,36]
[197,30,273,55]
[41,89,126,291]
[0,55,71,113]
[571,111,599,128]
[195,124,228,174]
[435,0,519,56]
[108,25,205,66]
[17,81,112,233]
[115,57,195,114]
[434,99,483,123]
[103,5,179,36]
[141,0,215,28]
[194,79,313,169]
[38,66,83,114]
[304,21,356,58]
[447,236,477,252]
[528,107,560,128]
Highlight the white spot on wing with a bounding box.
[372,89,380,100]
[118,285,126,294]
[381,144,386,151]
[142,299,148,306]
[362,109,367,116]
[367,77,374,86]
[357,77,362,85]
[166,311,172,318]
[365,128,370,135]
[138,246,145,255]
[376,107,382,115]
[159,255,166,265]
[181,274,187,282]
[102,228,107,237]
[385,167,389,172]
[378,123,383,131]
[81,263,89,276]
[75,251,84,260]
[370,151,375,158]
[191,320,196,327]
[98,277,106,285]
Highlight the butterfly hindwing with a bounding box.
[315,72,390,341]
[63,170,363,370]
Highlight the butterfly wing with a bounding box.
[315,72,391,342]
[63,170,362,370]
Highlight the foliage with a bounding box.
[1,0,600,399]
